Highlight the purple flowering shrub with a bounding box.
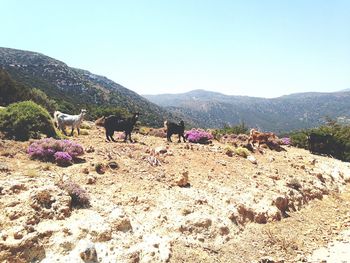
[280,137,291,145]
[28,138,84,165]
[58,180,90,207]
[185,129,214,144]
[54,151,73,166]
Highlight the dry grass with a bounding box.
[24,168,40,177]
[263,227,299,251]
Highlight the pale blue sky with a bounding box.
[1,0,349,98]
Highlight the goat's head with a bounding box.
[81,109,87,115]
[179,120,185,127]
[133,112,140,120]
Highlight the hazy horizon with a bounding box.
[1,1,349,98]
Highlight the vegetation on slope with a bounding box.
[290,120,350,162]
[0,101,57,141]
[0,47,174,127]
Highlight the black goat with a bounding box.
[104,113,139,142]
[164,120,186,142]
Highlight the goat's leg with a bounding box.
[77,127,80,135]
[178,133,181,143]
[110,133,116,142]
[60,125,67,136]
[105,130,111,141]
[124,131,128,142]
[70,127,74,136]
[167,132,172,142]
[182,134,186,142]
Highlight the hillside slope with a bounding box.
[144,89,350,132]
[1,125,350,262]
[0,47,171,126]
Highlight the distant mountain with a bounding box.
[0,47,172,126]
[144,89,350,132]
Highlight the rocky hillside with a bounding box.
[0,47,172,126]
[144,89,350,132]
[1,124,350,262]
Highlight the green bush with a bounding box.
[212,122,249,139]
[0,101,57,141]
[235,147,250,158]
[288,122,350,162]
[289,130,309,148]
[0,69,57,113]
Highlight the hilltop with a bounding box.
[0,47,173,127]
[144,89,350,132]
[1,124,350,262]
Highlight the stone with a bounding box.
[108,161,119,170]
[274,196,289,213]
[154,146,168,154]
[77,239,98,262]
[87,176,96,185]
[176,171,189,187]
[85,145,95,153]
[108,207,132,232]
[247,155,257,165]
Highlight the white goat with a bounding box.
[56,109,87,136]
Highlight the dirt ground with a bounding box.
[1,123,350,262]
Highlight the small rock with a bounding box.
[155,146,167,154]
[85,146,95,153]
[247,155,257,165]
[87,176,96,185]
[176,171,189,187]
[77,239,98,262]
[95,162,106,174]
[13,231,23,240]
[274,196,289,213]
[108,207,132,232]
[81,167,89,174]
[108,161,119,170]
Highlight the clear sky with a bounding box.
[1,0,349,98]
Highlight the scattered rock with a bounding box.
[146,156,162,166]
[85,145,95,153]
[108,161,119,170]
[87,176,96,184]
[77,239,98,262]
[95,162,106,174]
[0,163,10,172]
[29,186,71,221]
[274,196,289,213]
[176,170,189,187]
[247,155,258,164]
[108,207,132,232]
[155,146,168,154]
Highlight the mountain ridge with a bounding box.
[144,89,350,132]
[0,47,173,126]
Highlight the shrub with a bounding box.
[185,129,213,144]
[288,122,350,162]
[28,138,84,165]
[58,180,90,208]
[54,151,73,166]
[289,131,309,148]
[234,147,250,158]
[280,137,291,145]
[212,122,249,139]
[224,145,234,157]
[0,101,56,141]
